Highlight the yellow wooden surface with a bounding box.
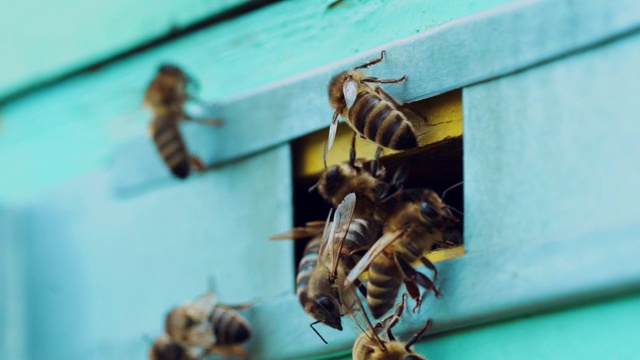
[292,89,462,177]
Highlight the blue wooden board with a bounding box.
[104,0,640,194]
[9,145,293,359]
[0,0,514,202]
[0,0,262,100]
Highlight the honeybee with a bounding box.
[149,333,199,360]
[144,64,222,179]
[165,291,252,359]
[327,50,419,151]
[345,189,459,319]
[316,154,406,226]
[270,194,381,338]
[352,294,431,360]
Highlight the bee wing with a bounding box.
[375,86,403,109]
[269,221,326,240]
[328,118,338,151]
[186,291,217,320]
[330,193,357,278]
[343,78,359,109]
[344,229,406,287]
[317,208,334,266]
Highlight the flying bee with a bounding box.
[345,189,460,319]
[144,64,222,179]
[149,333,199,360]
[327,50,419,152]
[165,291,252,359]
[270,194,381,340]
[352,294,431,360]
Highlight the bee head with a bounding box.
[158,64,186,78]
[149,334,193,360]
[311,296,343,331]
[419,190,453,223]
[165,305,215,347]
[317,165,345,203]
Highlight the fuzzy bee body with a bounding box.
[347,189,459,319]
[150,113,191,179]
[149,334,198,360]
[295,216,381,331]
[164,292,252,359]
[351,294,430,360]
[317,158,396,226]
[143,64,211,179]
[328,51,419,151]
[209,304,252,346]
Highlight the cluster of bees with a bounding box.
[145,51,462,359]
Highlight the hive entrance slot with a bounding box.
[290,89,464,288]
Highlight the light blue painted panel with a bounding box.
[0,0,514,202]
[0,0,262,99]
[414,293,640,360]
[106,0,640,193]
[0,206,28,359]
[464,30,640,254]
[13,145,292,360]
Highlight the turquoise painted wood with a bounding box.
[0,0,514,202]
[0,0,260,100]
[6,145,293,360]
[2,0,640,359]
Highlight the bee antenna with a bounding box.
[322,141,329,170]
[308,181,320,193]
[310,321,329,344]
[442,181,463,202]
[446,205,464,217]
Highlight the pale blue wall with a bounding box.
[8,146,292,359]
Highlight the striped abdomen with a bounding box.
[209,306,251,346]
[339,218,381,273]
[347,92,418,150]
[296,236,322,306]
[151,115,190,179]
[367,251,403,319]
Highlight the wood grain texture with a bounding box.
[0,0,264,99]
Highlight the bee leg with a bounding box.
[404,279,422,313]
[354,50,385,70]
[378,293,406,341]
[349,131,357,166]
[404,318,433,352]
[353,278,367,297]
[362,75,407,84]
[184,113,225,127]
[419,256,438,280]
[189,156,207,173]
[396,255,440,299]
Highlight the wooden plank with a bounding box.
[0,0,268,100]
[0,0,513,201]
[105,0,640,194]
[18,145,294,359]
[464,29,640,254]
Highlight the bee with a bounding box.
[270,194,381,338]
[327,50,419,152]
[345,189,459,319]
[149,333,199,360]
[144,64,222,179]
[316,150,407,226]
[164,291,252,359]
[352,294,431,360]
